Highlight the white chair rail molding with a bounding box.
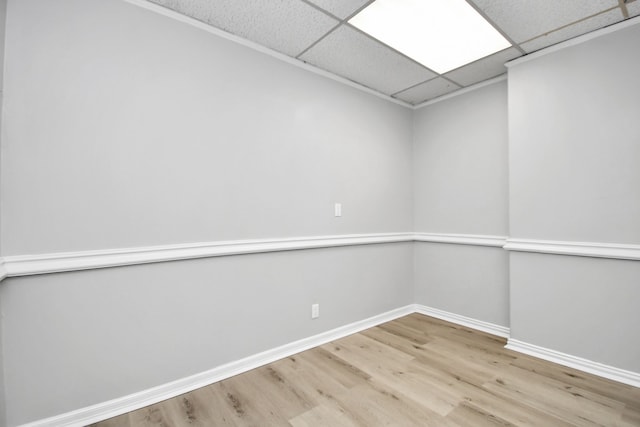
[2,233,639,281]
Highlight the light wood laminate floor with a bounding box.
[92,314,640,426]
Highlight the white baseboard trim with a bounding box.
[505,339,640,389]
[503,238,640,260]
[19,305,415,427]
[19,305,640,426]
[414,233,507,248]
[414,304,510,338]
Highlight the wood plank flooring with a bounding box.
[91,314,640,426]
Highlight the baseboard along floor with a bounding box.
[88,313,640,427]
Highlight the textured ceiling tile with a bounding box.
[299,26,436,95]
[305,0,371,19]
[444,47,521,87]
[393,78,460,105]
[521,9,623,53]
[148,0,338,56]
[627,1,640,17]
[470,0,619,43]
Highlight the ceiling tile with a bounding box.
[627,1,640,17]
[521,9,623,53]
[305,0,371,19]
[470,0,619,43]
[299,25,436,95]
[148,0,339,57]
[444,47,521,86]
[393,78,461,105]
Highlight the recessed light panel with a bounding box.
[349,0,511,74]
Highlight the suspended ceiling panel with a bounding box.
[469,0,619,43]
[444,47,521,87]
[305,0,372,20]
[147,0,338,57]
[146,0,639,105]
[299,25,436,96]
[520,9,624,53]
[625,1,640,17]
[393,77,460,105]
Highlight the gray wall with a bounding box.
[1,0,413,256]
[2,244,413,426]
[0,0,8,423]
[510,253,640,372]
[508,25,640,244]
[508,22,640,370]
[413,82,509,235]
[412,82,510,327]
[0,0,413,424]
[414,243,509,327]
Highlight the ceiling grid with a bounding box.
[147,0,638,105]
[294,0,376,58]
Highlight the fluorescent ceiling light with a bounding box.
[349,0,511,74]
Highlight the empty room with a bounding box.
[0,0,639,426]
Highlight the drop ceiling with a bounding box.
[146,0,639,106]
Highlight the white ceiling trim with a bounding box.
[124,0,413,108]
[506,14,640,68]
[412,74,507,110]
